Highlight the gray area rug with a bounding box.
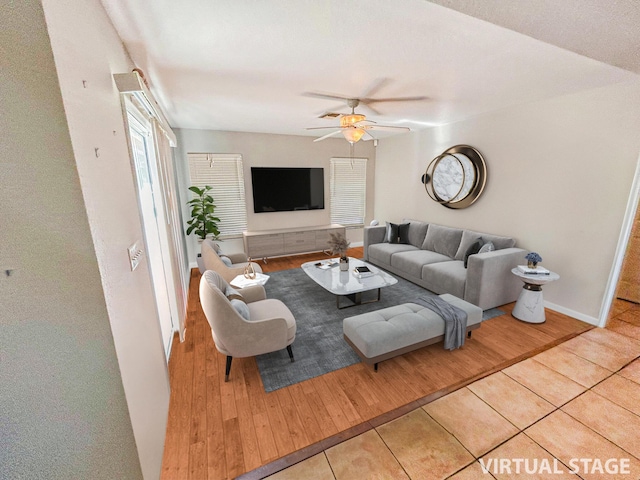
[256,267,504,392]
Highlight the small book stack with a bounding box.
[353,266,375,278]
[517,265,550,275]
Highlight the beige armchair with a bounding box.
[199,270,296,381]
[199,239,263,283]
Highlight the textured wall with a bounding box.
[375,80,640,323]
[0,1,142,478]
[40,0,172,477]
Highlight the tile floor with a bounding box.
[266,301,640,479]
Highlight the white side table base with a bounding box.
[510,268,559,324]
[512,288,546,323]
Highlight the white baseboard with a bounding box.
[544,301,599,327]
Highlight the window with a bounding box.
[330,157,367,228]
[187,153,247,238]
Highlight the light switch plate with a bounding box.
[128,241,144,272]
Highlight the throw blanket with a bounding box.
[415,296,468,350]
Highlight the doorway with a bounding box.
[617,206,640,304]
[608,203,640,320]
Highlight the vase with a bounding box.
[528,261,538,269]
[339,256,349,271]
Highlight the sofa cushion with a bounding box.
[403,220,429,248]
[369,243,418,265]
[480,233,516,250]
[421,224,463,259]
[455,230,515,257]
[421,261,467,298]
[391,250,452,279]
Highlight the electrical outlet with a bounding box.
[128,242,144,272]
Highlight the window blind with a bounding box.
[330,157,367,227]
[187,153,247,238]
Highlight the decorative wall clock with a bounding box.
[422,145,487,209]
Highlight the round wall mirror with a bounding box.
[423,145,487,209]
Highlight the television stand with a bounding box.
[243,224,345,262]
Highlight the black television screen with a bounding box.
[251,167,325,213]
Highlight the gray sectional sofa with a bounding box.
[363,220,526,310]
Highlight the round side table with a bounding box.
[511,268,560,323]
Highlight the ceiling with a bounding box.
[100,0,640,139]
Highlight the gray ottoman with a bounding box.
[343,294,483,370]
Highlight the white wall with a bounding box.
[174,129,376,262]
[40,0,172,478]
[375,80,640,323]
[1,1,144,478]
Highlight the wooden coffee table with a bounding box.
[301,257,398,309]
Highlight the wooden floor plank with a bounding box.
[222,417,245,479]
[161,246,593,479]
[263,390,296,456]
[232,364,262,473]
[275,387,311,451]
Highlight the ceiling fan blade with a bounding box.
[361,103,382,116]
[360,77,389,99]
[368,125,411,132]
[362,130,377,141]
[306,126,340,130]
[362,96,429,104]
[313,130,342,142]
[302,91,351,102]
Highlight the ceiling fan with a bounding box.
[303,79,428,143]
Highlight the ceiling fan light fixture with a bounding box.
[342,127,366,143]
[340,114,366,127]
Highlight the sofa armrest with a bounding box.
[464,247,526,310]
[363,225,387,261]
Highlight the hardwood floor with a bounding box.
[161,247,592,480]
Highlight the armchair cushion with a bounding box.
[219,255,233,267]
[231,298,250,320]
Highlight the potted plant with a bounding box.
[525,252,542,269]
[328,232,351,271]
[186,185,220,242]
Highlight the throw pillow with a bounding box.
[225,286,244,302]
[230,298,250,320]
[478,241,495,254]
[464,239,483,268]
[219,255,233,267]
[398,222,411,244]
[384,222,400,243]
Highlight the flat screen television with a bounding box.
[251,167,325,213]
